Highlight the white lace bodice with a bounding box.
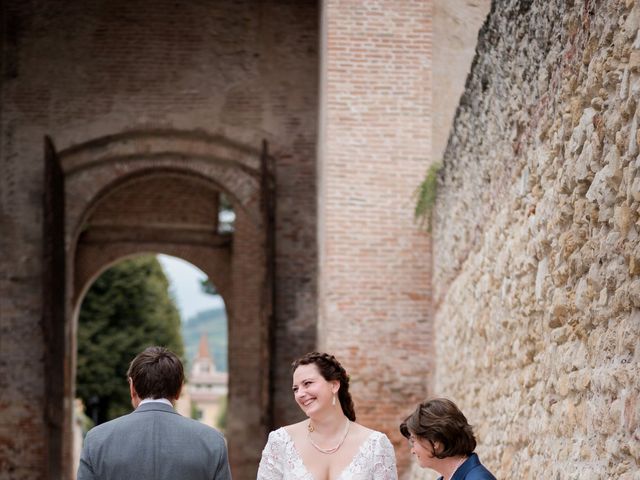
[256,427,397,480]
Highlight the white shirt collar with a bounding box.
[139,398,173,407]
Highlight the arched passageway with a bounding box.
[43,130,274,478]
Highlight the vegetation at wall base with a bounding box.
[216,396,227,432]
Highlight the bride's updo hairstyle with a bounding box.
[292,352,356,421]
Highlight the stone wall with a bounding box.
[420,1,640,478]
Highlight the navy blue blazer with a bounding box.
[438,453,497,480]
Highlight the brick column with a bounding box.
[318,0,433,474]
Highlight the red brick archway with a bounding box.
[52,129,274,479]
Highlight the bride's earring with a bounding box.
[332,393,336,406]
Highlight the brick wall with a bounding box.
[318,0,432,475]
[0,1,318,477]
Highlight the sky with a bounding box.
[157,254,225,321]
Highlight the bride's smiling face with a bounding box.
[292,363,337,416]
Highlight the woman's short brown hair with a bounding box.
[400,398,476,458]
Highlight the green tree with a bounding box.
[216,395,227,432]
[200,278,218,296]
[76,255,184,424]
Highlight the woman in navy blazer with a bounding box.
[400,398,497,480]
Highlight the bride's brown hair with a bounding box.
[292,352,356,421]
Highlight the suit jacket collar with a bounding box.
[451,453,481,479]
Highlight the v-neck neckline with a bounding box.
[282,427,378,480]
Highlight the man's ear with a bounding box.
[129,377,140,407]
[174,384,183,401]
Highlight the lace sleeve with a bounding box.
[257,430,285,480]
[372,433,398,480]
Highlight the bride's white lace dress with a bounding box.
[257,427,398,480]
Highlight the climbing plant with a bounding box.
[414,162,442,232]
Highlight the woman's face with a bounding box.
[292,363,337,417]
[408,432,439,470]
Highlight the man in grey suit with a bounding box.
[77,346,232,480]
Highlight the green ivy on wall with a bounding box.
[414,162,442,232]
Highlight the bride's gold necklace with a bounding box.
[307,419,351,454]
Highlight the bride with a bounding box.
[257,352,397,480]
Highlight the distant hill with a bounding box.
[182,306,227,372]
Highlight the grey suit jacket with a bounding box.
[77,402,232,480]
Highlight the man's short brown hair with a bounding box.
[127,346,184,400]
